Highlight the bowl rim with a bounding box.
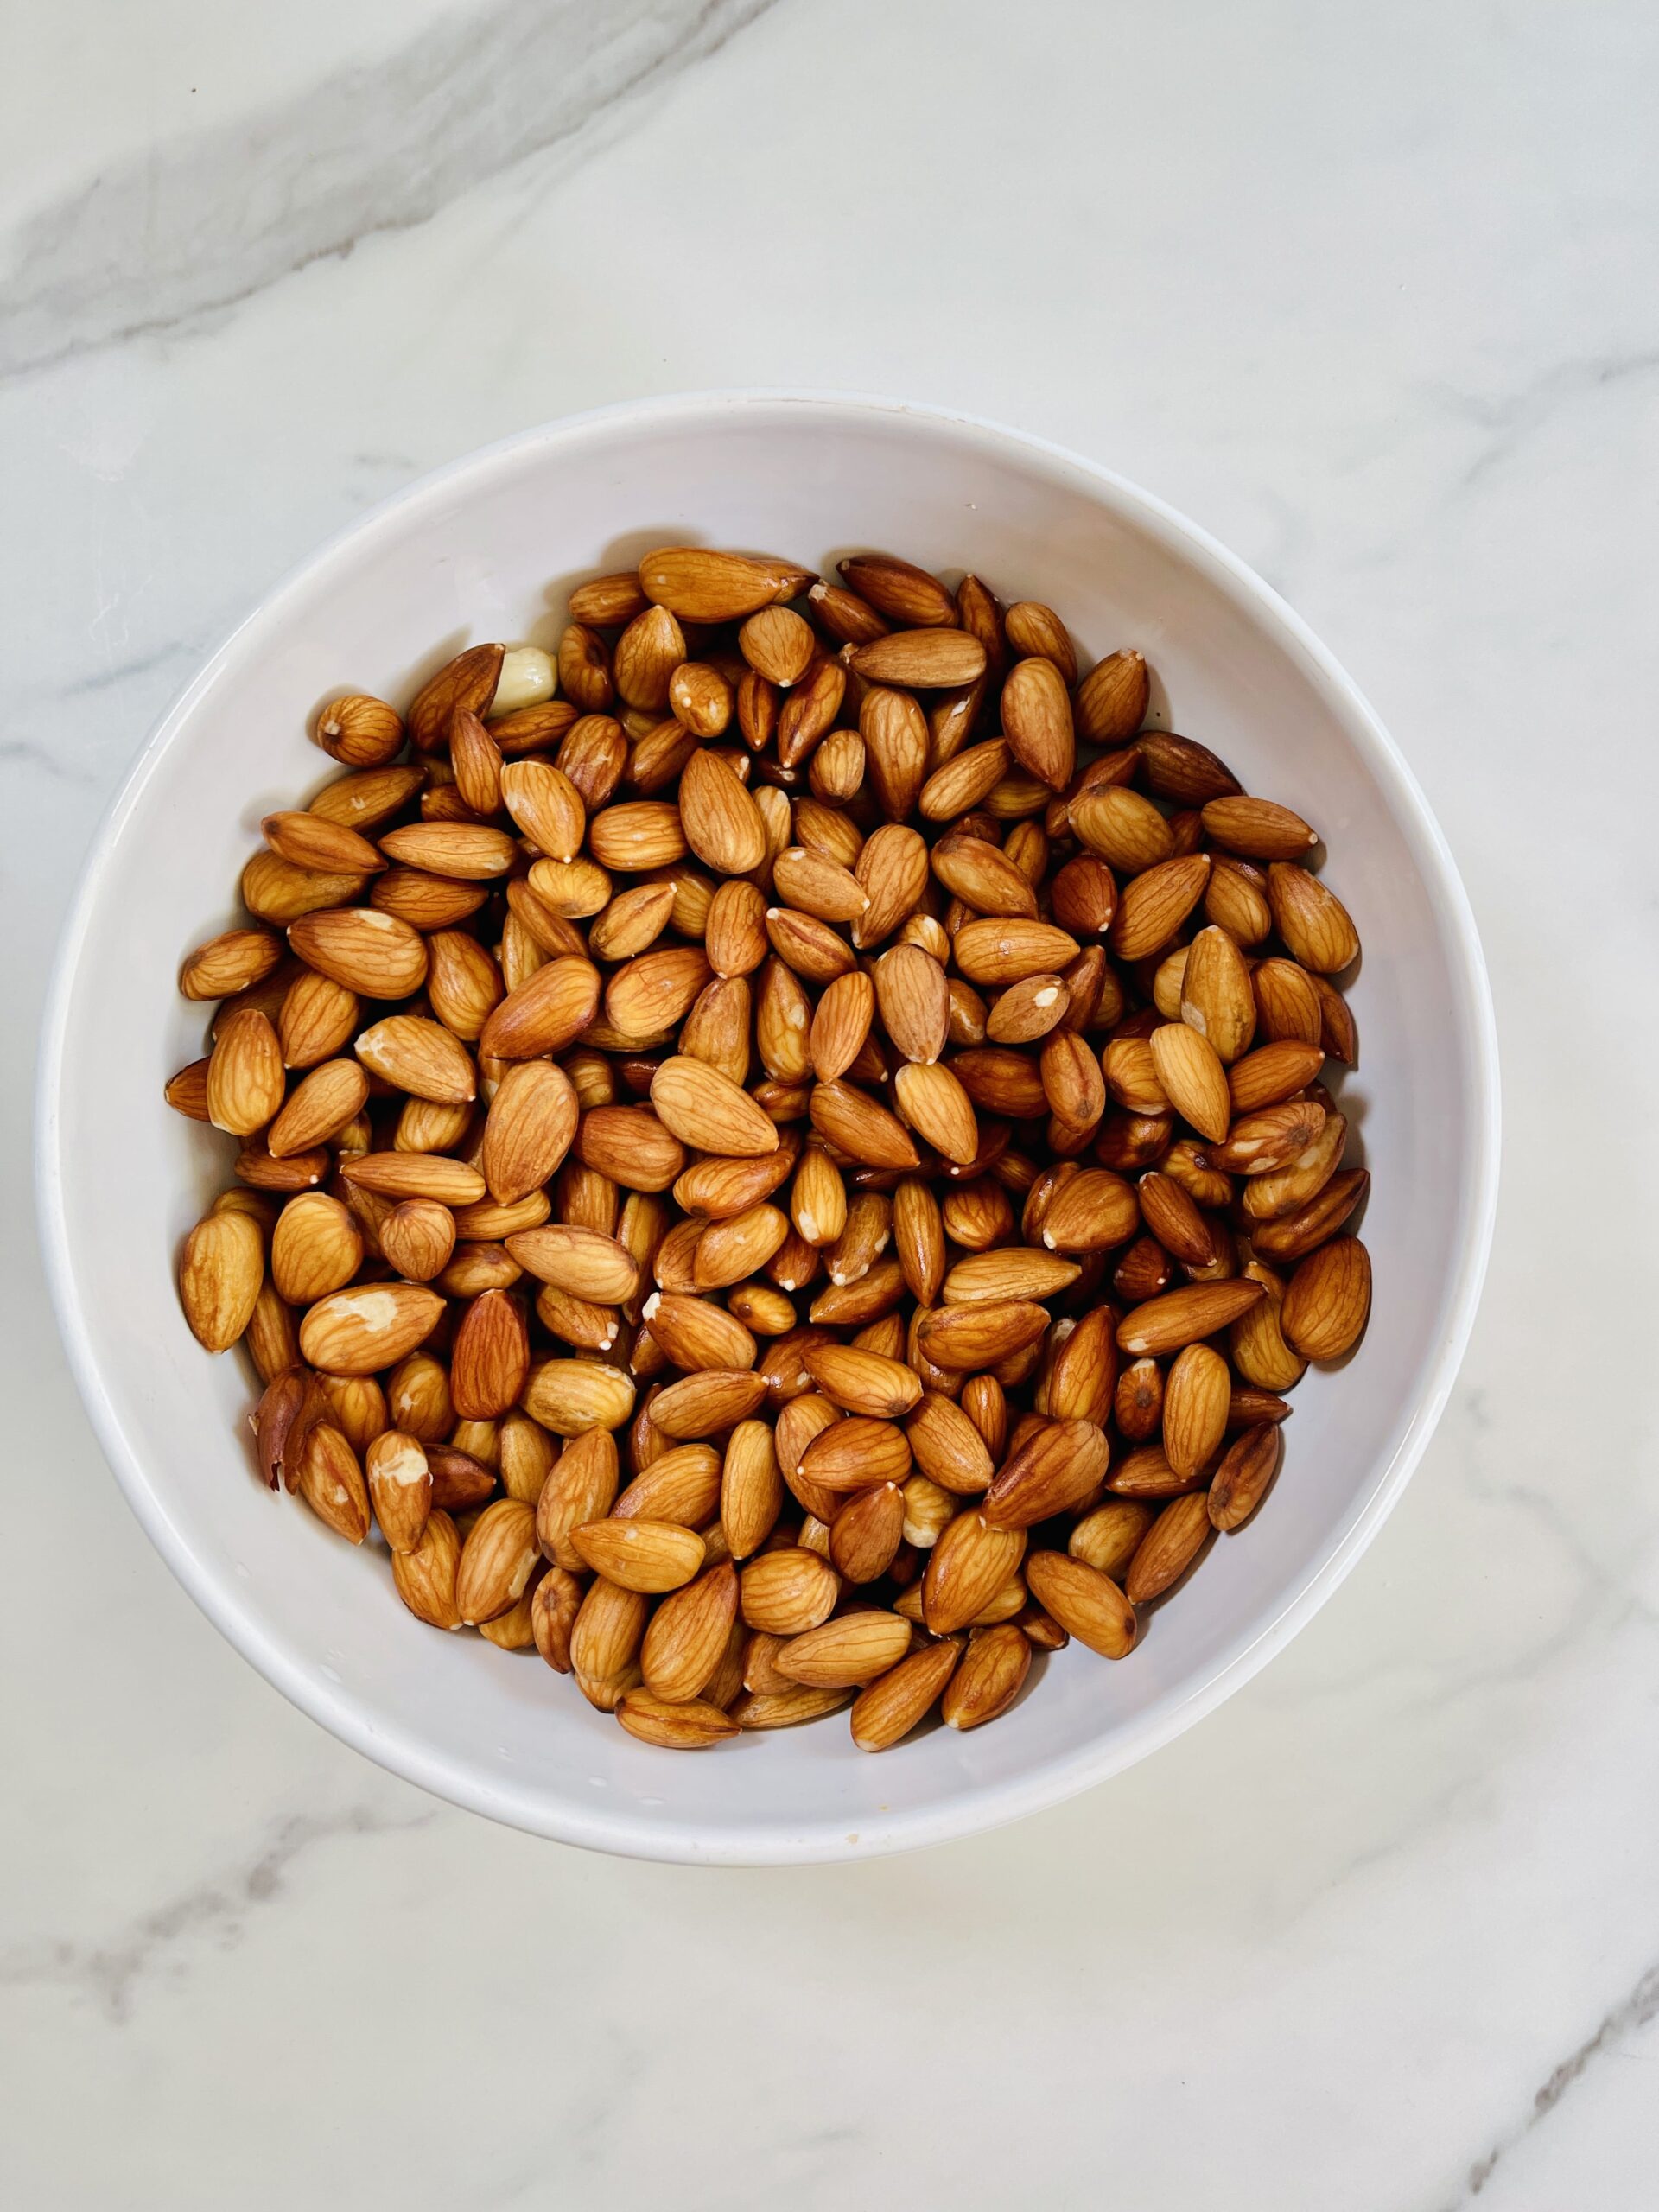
[35,389,1501,1864]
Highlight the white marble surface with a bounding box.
[4,0,1657,2202]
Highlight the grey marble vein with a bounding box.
[1443,1959,1659,2205]
[1426,347,1659,497]
[1,1801,435,2022]
[1,0,785,380]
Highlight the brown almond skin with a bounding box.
[942,1623,1031,1729]
[1025,1552,1136,1656]
[983,1419,1111,1530]
[1281,1236,1372,1359]
[1209,1425,1282,1530]
[1125,1492,1214,1603]
[849,1636,963,1751]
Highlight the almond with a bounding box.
[776,1611,912,1687]
[296,1281,443,1374]
[941,1622,1031,1729]
[1116,1280,1265,1357]
[365,1429,431,1553]
[1075,649,1149,743]
[808,971,874,1084]
[178,1207,264,1352]
[442,1287,526,1420]
[1069,1497,1156,1579]
[1001,658,1075,789]
[640,1055,777,1159]
[690,1202,785,1288]
[729,1685,853,1730]
[849,1634,963,1751]
[639,1562,740,1700]
[575,1105,685,1193]
[922,1510,1026,1634]
[849,630,987,687]
[830,1482,906,1581]
[1268,863,1360,973]
[802,1344,923,1418]
[407,642,504,750]
[952,918,1079,985]
[853,823,929,948]
[740,1548,841,1637]
[1179,925,1256,1065]
[616,1691,739,1749]
[340,1153,486,1206]
[1109,854,1212,962]
[530,1567,584,1671]
[523,1357,636,1436]
[860,686,930,820]
[1147,1020,1230,1143]
[1161,1343,1230,1479]
[940,1249,1080,1305]
[454,1498,538,1623]
[1208,1424,1281,1530]
[678,748,769,874]
[808,1079,919,1171]
[932,832,1038,919]
[917,1300,1048,1370]
[1250,1166,1370,1262]
[919,737,1011,822]
[1070,785,1173,873]
[777,656,847,765]
[648,1368,768,1439]
[1025,1550,1135,1656]
[504,1224,638,1305]
[1281,1236,1371,1359]
[721,1420,784,1560]
[1039,1169,1140,1253]
[893,1061,979,1167]
[639,546,783,622]
[1228,1039,1324,1115]
[1125,1491,1213,1603]
[203,1008,284,1137]
[570,1516,705,1593]
[569,1575,650,1686]
[774,845,868,925]
[476,1060,577,1206]
[587,799,687,872]
[800,1414,912,1491]
[837,554,955,627]
[641,1293,759,1372]
[1210,1097,1326,1176]
[270,1192,362,1305]
[180,928,284,1002]
[614,1443,722,1528]
[983,1417,1110,1529]
[295,1422,372,1543]
[1039,1029,1106,1130]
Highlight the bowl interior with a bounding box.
[41,396,1494,1862]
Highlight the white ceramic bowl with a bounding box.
[38,393,1498,1864]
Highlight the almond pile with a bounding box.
[170,543,1371,1752]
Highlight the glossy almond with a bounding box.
[1116,1280,1265,1357]
[1001,657,1074,789]
[1267,864,1360,972]
[983,1417,1110,1529]
[922,1510,1027,1635]
[1025,1551,1135,1656]
[1281,1236,1371,1359]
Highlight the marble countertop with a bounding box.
[6,2,1657,2203]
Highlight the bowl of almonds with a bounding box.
[39,393,1498,1861]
